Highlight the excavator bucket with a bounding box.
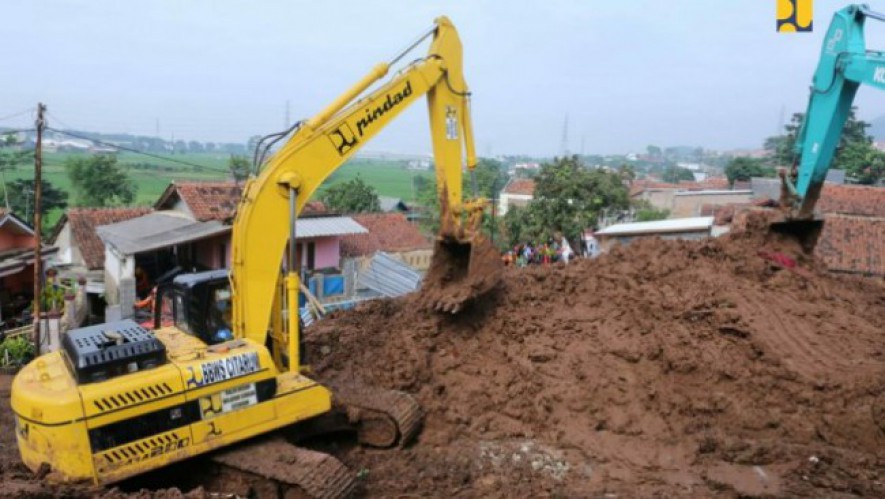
[765,177,825,253]
[768,217,824,253]
[419,195,502,313]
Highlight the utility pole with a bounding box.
[560,114,570,157]
[33,103,45,347]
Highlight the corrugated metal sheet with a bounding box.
[296,216,368,238]
[357,252,422,297]
[97,212,229,255]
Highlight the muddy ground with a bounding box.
[1,213,883,497]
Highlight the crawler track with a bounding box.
[210,436,357,499]
[331,384,423,448]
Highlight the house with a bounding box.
[0,209,58,328]
[594,217,715,252]
[816,214,884,277]
[630,178,750,216]
[51,207,153,273]
[670,190,754,218]
[728,182,885,277]
[378,196,410,213]
[814,184,885,278]
[498,178,536,215]
[98,181,367,319]
[340,213,433,270]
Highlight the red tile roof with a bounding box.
[340,213,432,257]
[56,207,152,269]
[817,184,885,217]
[502,178,536,196]
[155,181,329,221]
[629,177,734,197]
[155,181,242,222]
[815,214,885,276]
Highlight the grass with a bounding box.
[2,152,434,230]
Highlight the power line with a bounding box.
[0,128,36,135]
[46,127,231,174]
[0,108,35,122]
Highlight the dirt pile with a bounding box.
[307,214,885,497]
[0,213,882,497]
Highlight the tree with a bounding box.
[463,158,507,199]
[661,165,695,183]
[764,107,883,184]
[503,156,629,246]
[228,155,251,182]
[66,154,136,207]
[6,179,68,220]
[0,135,33,211]
[633,200,669,222]
[725,157,775,186]
[616,163,636,186]
[322,176,380,213]
[646,145,662,158]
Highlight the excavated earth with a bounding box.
[1,211,883,497]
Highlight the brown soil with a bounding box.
[1,213,883,497]
[306,213,885,497]
[420,235,503,313]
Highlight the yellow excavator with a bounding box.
[11,17,500,498]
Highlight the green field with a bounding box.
[4,152,433,230]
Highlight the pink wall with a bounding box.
[312,237,340,269]
[295,236,340,271]
[189,233,340,271]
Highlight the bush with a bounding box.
[0,336,36,367]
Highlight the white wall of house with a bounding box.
[104,246,135,320]
[498,193,533,215]
[51,222,83,267]
[168,198,194,219]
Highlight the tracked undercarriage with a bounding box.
[207,385,422,499]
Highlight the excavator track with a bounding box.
[209,436,357,499]
[330,384,423,448]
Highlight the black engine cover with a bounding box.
[62,319,167,383]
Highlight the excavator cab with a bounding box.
[154,269,233,346]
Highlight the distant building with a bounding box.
[630,178,750,217]
[498,178,536,215]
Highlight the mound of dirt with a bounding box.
[307,214,885,497]
[0,213,881,498]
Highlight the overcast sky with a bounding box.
[5,0,885,156]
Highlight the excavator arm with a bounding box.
[786,4,885,217]
[230,17,499,367]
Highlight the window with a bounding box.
[173,292,190,334]
[307,242,316,270]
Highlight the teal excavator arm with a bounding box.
[787,3,885,217]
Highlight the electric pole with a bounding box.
[33,103,45,347]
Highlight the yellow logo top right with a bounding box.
[778,0,813,32]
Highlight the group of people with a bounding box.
[502,232,574,267]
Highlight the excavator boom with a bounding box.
[776,4,885,247]
[232,16,500,355]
